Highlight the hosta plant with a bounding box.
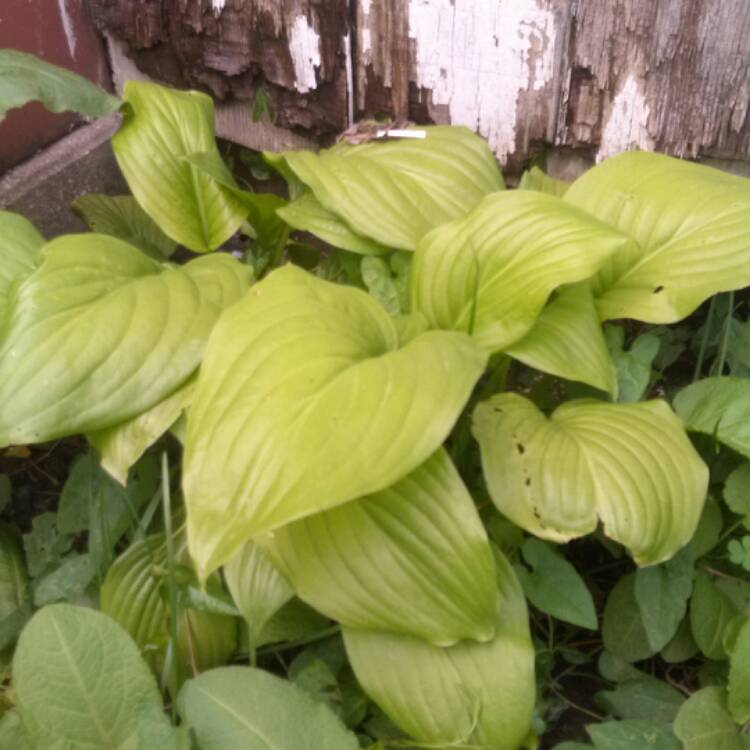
[2,49,750,750]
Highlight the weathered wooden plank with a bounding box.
[89,0,750,170]
[87,0,351,134]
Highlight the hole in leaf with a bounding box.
[653,285,664,293]
[516,443,525,455]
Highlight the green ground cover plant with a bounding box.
[1,49,750,749]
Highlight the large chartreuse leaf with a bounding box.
[0,235,251,446]
[183,265,486,579]
[182,151,290,258]
[343,550,535,749]
[506,283,617,396]
[410,190,630,352]
[472,394,708,565]
[518,166,570,197]
[178,666,359,750]
[565,151,750,323]
[674,687,744,750]
[277,191,390,255]
[261,449,497,646]
[88,377,196,485]
[0,50,121,122]
[675,377,750,458]
[72,194,178,259]
[267,126,503,251]
[12,604,162,749]
[100,531,237,683]
[0,211,44,324]
[112,81,247,253]
[223,542,294,653]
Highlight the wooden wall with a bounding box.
[88,0,750,173]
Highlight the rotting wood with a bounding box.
[89,0,750,171]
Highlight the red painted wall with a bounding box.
[0,0,111,173]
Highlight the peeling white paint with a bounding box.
[57,0,77,59]
[211,0,226,15]
[597,73,654,161]
[289,15,321,94]
[360,0,373,58]
[408,0,557,162]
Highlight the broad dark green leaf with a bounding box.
[0,50,120,122]
[565,151,750,323]
[729,619,750,723]
[602,574,657,663]
[13,604,162,749]
[0,235,251,446]
[112,81,247,253]
[342,551,535,749]
[268,126,503,251]
[183,265,486,578]
[586,720,679,750]
[676,378,750,459]
[515,538,597,629]
[177,666,359,750]
[596,678,685,723]
[411,191,629,352]
[634,547,694,651]
[674,687,743,750]
[473,394,708,565]
[507,283,617,396]
[32,553,95,606]
[725,463,750,516]
[661,617,699,663]
[262,449,498,645]
[605,326,660,403]
[690,571,739,660]
[223,542,294,652]
[57,451,159,574]
[22,513,71,579]
[0,211,44,324]
[71,194,177,259]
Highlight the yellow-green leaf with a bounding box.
[506,283,617,396]
[565,151,750,323]
[0,235,251,446]
[184,265,486,579]
[410,190,630,352]
[343,551,535,749]
[268,126,503,251]
[261,449,497,645]
[112,81,248,253]
[472,394,708,565]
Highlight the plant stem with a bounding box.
[715,291,735,376]
[162,451,180,720]
[693,296,716,381]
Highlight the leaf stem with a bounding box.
[693,296,716,381]
[161,452,180,718]
[715,291,735,376]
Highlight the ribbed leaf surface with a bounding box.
[0,211,44,322]
[343,551,534,749]
[473,394,708,565]
[507,283,617,395]
[262,449,497,645]
[565,151,750,323]
[0,235,251,445]
[269,126,503,251]
[183,265,486,578]
[410,190,629,352]
[112,81,247,252]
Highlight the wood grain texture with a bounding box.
[89,0,750,169]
